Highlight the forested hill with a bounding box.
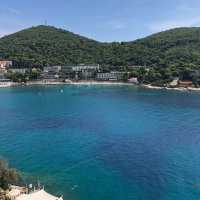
[0,26,104,67]
[124,27,200,68]
[1,25,200,68]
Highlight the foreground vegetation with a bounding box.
[5,68,41,83]
[0,159,20,191]
[132,65,200,87]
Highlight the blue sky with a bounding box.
[0,0,200,42]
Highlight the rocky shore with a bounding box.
[142,84,200,92]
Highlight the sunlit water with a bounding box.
[0,85,200,200]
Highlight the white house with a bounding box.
[15,189,63,200]
[96,71,125,81]
[10,68,29,74]
[72,64,100,72]
[128,77,138,84]
[0,60,12,69]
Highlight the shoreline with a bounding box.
[1,80,200,92]
[0,82,21,88]
[142,84,200,92]
[63,81,133,86]
[2,80,134,87]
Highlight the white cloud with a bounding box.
[0,30,10,37]
[108,20,127,30]
[0,27,19,38]
[102,18,136,31]
[148,3,200,32]
[7,8,21,16]
[176,4,194,12]
[0,7,25,37]
[148,17,200,32]
[0,17,23,38]
[0,7,21,17]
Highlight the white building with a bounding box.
[72,64,100,72]
[128,77,138,84]
[169,77,179,87]
[15,189,63,200]
[97,71,125,81]
[10,68,29,74]
[43,66,61,73]
[0,73,11,82]
[128,65,147,69]
[96,73,113,81]
[0,60,12,69]
[42,66,62,80]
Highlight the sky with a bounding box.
[1,0,200,42]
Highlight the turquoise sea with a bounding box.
[0,85,200,200]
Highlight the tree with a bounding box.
[0,160,20,190]
[137,67,147,83]
[29,68,41,80]
[180,68,193,80]
[122,72,129,82]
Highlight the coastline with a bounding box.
[21,80,134,86]
[1,80,200,92]
[0,82,20,88]
[142,84,200,92]
[63,81,133,86]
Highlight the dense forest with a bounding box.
[0,26,103,67]
[1,25,200,86]
[1,25,200,68]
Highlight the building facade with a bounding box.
[72,64,100,72]
[128,77,138,84]
[72,64,100,80]
[42,66,62,80]
[60,64,100,80]
[96,71,125,81]
[0,60,12,69]
[10,68,29,74]
[60,66,74,79]
[0,73,11,82]
[43,66,61,73]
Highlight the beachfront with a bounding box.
[1,80,200,93]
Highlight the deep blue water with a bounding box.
[0,85,200,200]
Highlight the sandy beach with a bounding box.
[25,80,134,86]
[0,82,20,88]
[1,80,200,92]
[65,81,133,86]
[0,80,133,88]
[142,84,200,92]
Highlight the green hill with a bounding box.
[1,25,200,68]
[0,26,104,67]
[123,27,200,67]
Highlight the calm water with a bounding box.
[0,85,200,200]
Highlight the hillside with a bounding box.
[0,26,104,67]
[122,27,200,67]
[1,25,200,68]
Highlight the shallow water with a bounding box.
[0,85,200,200]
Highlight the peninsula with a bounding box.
[0,25,200,90]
